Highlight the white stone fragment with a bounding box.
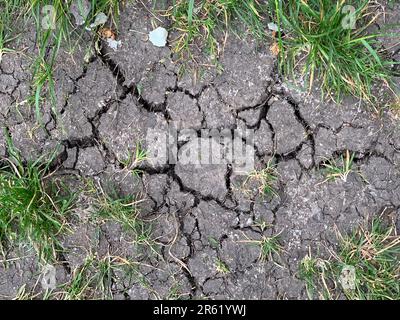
[268,22,279,32]
[149,27,168,47]
[106,38,122,51]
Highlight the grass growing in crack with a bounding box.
[1,0,122,122]
[0,1,21,61]
[164,0,268,64]
[94,190,155,254]
[166,283,187,300]
[208,236,219,249]
[321,150,357,183]
[299,217,400,300]
[215,258,230,274]
[62,257,94,299]
[0,138,75,262]
[242,159,279,198]
[241,231,283,263]
[61,254,139,300]
[253,219,272,233]
[119,141,148,177]
[336,217,400,300]
[258,234,283,262]
[64,255,109,300]
[270,0,395,101]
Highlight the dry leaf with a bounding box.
[99,27,116,40]
[270,42,280,56]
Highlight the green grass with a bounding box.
[60,254,139,300]
[165,0,268,64]
[387,0,399,9]
[166,283,188,300]
[61,256,95,300]
[119,141,148,177]
[270,0,395,102]
[12,254,145,299]
[258,234,283,262]
[3,0,397,107]
[241,231,283,263]
[321,150,357,183]
[299,251,333,299]
[93,190,155,255]
[0,1,22,61]
[299,217,400,300]
[3,173,155,299]
[0,138,75,262]
[0,0,122,123]
[337,218,400,299]
[215,258,230,274]
[208,236,219,249]
[242,159,279,198]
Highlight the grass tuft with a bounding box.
[241,231,283,263]
[337,217,400,300]
[93,190,155,255]
[60,254,139,300]
[119,141,148,177]
[270,0,395,101]
[321,150,357,183]
[258,234,283,262]
[165,0,268,64]
[0,1,23,61]
[0,138,75,262]
[299,251,333,299]
[215,258,230,274]
[299,216,400,300]
[242,159,279,198]
[1,0,122,123]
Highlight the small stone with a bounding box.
[149,27,168,47]
[106,38,122,51]
[268,22,279,32]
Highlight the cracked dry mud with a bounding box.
[1,2,400,300]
